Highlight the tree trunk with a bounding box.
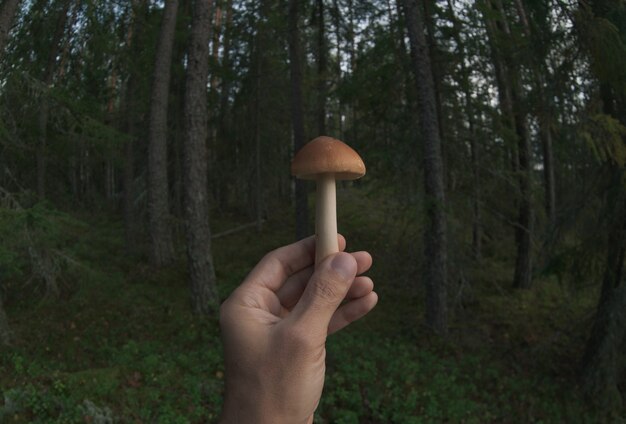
[581,171,626,414]
[288,0,309,240]
[148,0,178,267]
[214,0,232,211]
[483,0,533,289]
[171,0,191,218]
[218,0,232,134]
[123,98,135,250]
[446,0,481,260]
[347,0,358,144]
[207,0,222,195]
[0,292,11,346]
[513,0,556,225]
[105,161,115,200]
[316,0,327,136]
[422,0,448,189]
[210,0,222,95]
[36,102,49,200]
[255,73,263,230]
[470,120,482,260]
[581,81,626,415]
[331,0,343,137]
[254,15,264,231]
[512,94,533,289]
[183,0,219,316]
[105,70,117,201]
[501,0,533,290]
[0,0,30,193]
[401,0,448,335]
[0,0,20,59]
[122,0,146,252]
[36,0,71,201]
[540,111,556,224]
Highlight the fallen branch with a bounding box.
[212,220,264,239]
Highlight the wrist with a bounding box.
[220,389,313,424]
[220,408,312,424]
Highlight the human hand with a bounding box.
[219,235,378,424]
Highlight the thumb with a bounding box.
[289,252,357,335]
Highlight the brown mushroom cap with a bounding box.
[291,136,366,181]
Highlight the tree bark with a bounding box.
[254,9,265,231]
[316,0,327,136]
[123,0,146,252]
[422,0,448,189]
[123,97,135,250]
[446,0,481,260]
[501,0,533,290]
[347,0,358,144]
[148,0,178,267]
[513,0,556,225]
[208,0,222,191]
[36,0,71,201]
[255,78,262,230]
[105,70,117,201]
[215,0,232,211]
[0,292,11,346]
[0,0,20,60]
[483,0,533,289]
[401,0,448,335]
[288,0,309,240]
[183,0,219,316]
[210,0,222,95]
[581,80,626,414]
[540,110,556,223]
[581,170,626,414]
[218,0,232,134]
[512,91,533,289]
[171,0,191,218]
[331,0,343,137]
[0,0,19,336]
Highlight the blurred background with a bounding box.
[1,0,625,422]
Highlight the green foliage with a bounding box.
[581,113,626,166]
[316,329,594,423]
[575,6,626,91]
[0,0,625,421]
[0,201,88,296]
[0,202,610,423]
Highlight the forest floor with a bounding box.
[0,187,608,423]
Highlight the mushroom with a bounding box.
[291,136,366,265]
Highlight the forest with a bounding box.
[1,0,626,422]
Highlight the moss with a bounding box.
[0,192,613,422]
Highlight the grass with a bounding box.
[0,186,612,423]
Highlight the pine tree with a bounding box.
[147,0,178,267]
[0,0,20,59]
[288,0,309,241]
[183,0,219,315]
[401,0,448,334]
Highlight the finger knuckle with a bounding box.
[262,249,296,276]
[312,275,341,303]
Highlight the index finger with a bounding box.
[242,234,347,292]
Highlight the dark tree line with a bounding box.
[1,0,626,414]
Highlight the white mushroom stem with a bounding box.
[315,173,338,265]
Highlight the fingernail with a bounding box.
[330,253,356,280]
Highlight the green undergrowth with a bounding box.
[318,331,593,423]
[0,190,610,422]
